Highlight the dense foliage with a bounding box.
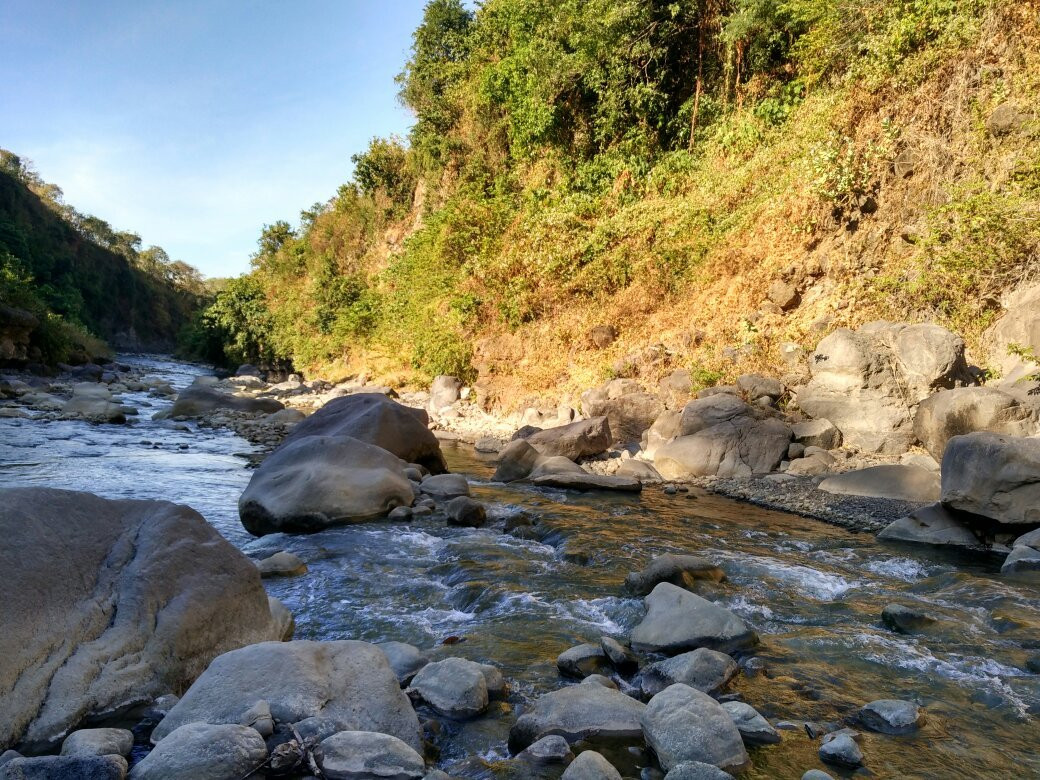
[0,151,205,364]
[186,0,1036,386]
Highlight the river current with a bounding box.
[3,356,1039,779]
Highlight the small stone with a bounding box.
[518,734,574,764]
[881,604,936,634]
[600,636,638,673]
[818,731,863,768]
[318,731,425,780]
[444,496,487,527]
[857,699,925,734]
[256,551,307,578]
[581,674,618,690]
[558,644,610,678]
[663,762,734,779]
[389,505,414,521]
[801,772,835,780]
[420,473,470,498]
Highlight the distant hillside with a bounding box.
[0,152,204,365]
[187,0,1040,406]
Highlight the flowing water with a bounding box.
[3,356,1039,779]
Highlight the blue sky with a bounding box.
[1,0,428,278]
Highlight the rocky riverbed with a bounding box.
[1,354,1039,779]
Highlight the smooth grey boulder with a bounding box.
[640,648,738,698]
[617,459,663,482]
[517,734,574,764]
[318,731,425,780]
[169,381,283,418]
[0,488,280,754]
[557,644,610,679]
[239,435,414,535]
[1002,544,1040,574]
[630,583,757,655]
[60,729,133,758]
[1,755,127,780]
[721,701,780,745]
[785,452,835,476]
[624,554,725,596]
[561,750,622,780]
[801,772,835,780]
[797,322,973,454]
[493,439,544,482]
[581,381,665,444]
[791,419,841,450]
[429,375,462,412]
[581,675,618,690]
[151,640,422,752]
[444,496,487,527]
[941,432,1040,524]
[664,761,734,779]
[819,464,939,503]
[62,384,126,424]
[508,682,646,752]
[881,604,937,633]
[419,473,470,498]
[640,684,749,773]
[523,417,612,460]
[984,283,1040,380]
[644,410,682,459]
[256,551,307,577]
[530,473,642,492]
[529,456,586,479]
[857,700,924,734]
[284,393,446,473]
[130,723,265,780]
[914,387,1037,461]
[378,642,429,686]
[877,503,980,548]
[407,658,488,719]
[818,731,863,768]
[655,399,791,479]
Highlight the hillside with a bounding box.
[0,152,204,365]
[187,0,1040,409]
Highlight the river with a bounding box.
[3,355,1039,779]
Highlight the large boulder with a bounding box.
[522,417,612,461]
[581,381,665,444]
[239,435,414,535]
[654,399,791,479]
[318,731,425,780]
[913,387,1038,461]
[640,648,739,698]
[168,381,284,417]
[62,384,126,424]
[151,640,421,751]
[630,583,757,655]
[284,393,446,473]
[877,503,981,548]
[796,322,974,454]
[0,488,281,753]
[640,684,749,773]
[406,658,489,719]
[818,465,939,503]
[940,432,1040,524]
[129,723,266,780]
[984,284,1040,382]
[643,410,682,459]
[508,683,646,753]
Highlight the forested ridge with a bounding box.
[186,0,1040,406]
[0,150,205,365]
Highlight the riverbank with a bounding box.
[2,354,1040,779]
